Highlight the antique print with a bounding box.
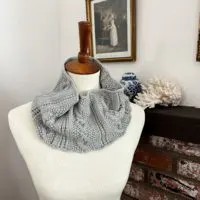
[86,0,136,62]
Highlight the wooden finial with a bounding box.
[65,21,100,75]
[78,21,91,63]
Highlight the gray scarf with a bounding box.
[32,57,131,153]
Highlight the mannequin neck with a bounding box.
[68,71,100,93]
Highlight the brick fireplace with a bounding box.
[121,106,200,200]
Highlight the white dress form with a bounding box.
[68,71,100,92]
[8,71,145,200]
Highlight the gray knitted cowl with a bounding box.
[32,57,131,153]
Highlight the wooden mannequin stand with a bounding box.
[65,21,100,74]
[8,20,145,200]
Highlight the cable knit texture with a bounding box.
[31,57,131,153]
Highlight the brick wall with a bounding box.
[121,136,200,200]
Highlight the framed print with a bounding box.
[197,12,200,61]
[86,0,136,62]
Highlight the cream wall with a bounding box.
[0,0,200,200]
[60,0,200,107]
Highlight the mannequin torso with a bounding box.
[9,103,144,200]
[8,71,145,200]
[8,21,145,200]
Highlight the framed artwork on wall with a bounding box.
[86,0,136,62]
[197,13,200,61]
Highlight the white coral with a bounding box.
[134,77,182,109]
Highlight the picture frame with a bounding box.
[86,0,136,62]
[197,13,200,61]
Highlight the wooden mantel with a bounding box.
[143,106,200,144]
